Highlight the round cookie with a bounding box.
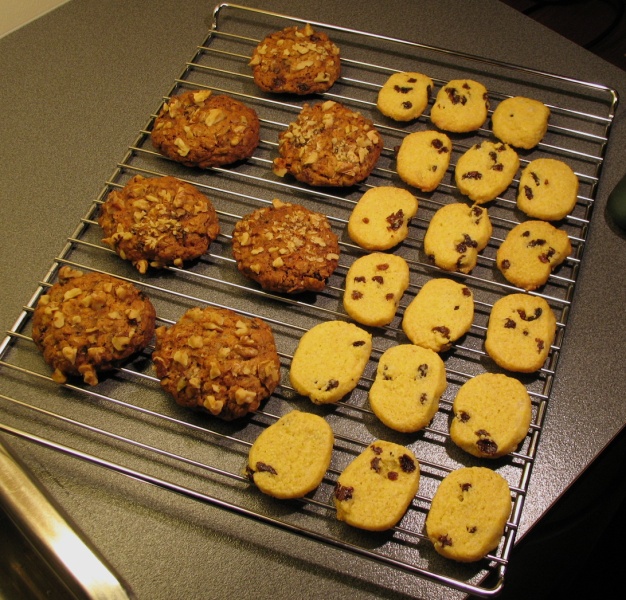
[492,96,550,149]
[333,440,420,531]
[347,186,418,251]
[425,466,511,562]
[450,373,532,458]
[289,320,372,405]
[152,306,281,420]
[484,293,557,373]
[32,266,156,386]
[517,158,579,221]
[343,253,410,327]
[249,24,341,95]
[231,198,339,294]
[402,278,474,352]
[455,141,520,204]
[423,202,493,274]
[377,71,433,121]
[247,410,334,499]
[151,89,260,168]
[369,344,447,433]
[99,175,220,273]
[396,130,452,192]
[430,79,489,133]
[273,100,384,187]
[496,220,572,291]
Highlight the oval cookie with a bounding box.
[334,440,420,531]
[396,130,452,192]
[377,71,433,121]
[492,96,550,149]
[430,79,489,133]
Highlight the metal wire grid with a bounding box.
[0,3,618,598]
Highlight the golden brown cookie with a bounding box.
[492,96,550,149]
[377,71,433,121]
[396,130,452,192]
[430,79,489,133]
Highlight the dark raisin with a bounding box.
[489,151,498,162]
[445,87,467,105]
[536,338,545,352]
[431,138,444,150]
[408,77,417,83]
[402,101,413,109]
[362,217,370,224]
[460,482,472,492]
[522,230,531,237]
[394,85,413,94]
[354,276,366,283]
[432,325,451,339]
[459,411,470,422]
[524,185,534,200]
[351,290,363,300]
[420,392,428,405]
[372,275,384,284]
[477,438,498,456]
[504,317,517,329]
[353,340,366,347]
[518,307,542,321]
[531,171,540,186]
[501,259,511,270]
[399,454,416,473]
[325,379,339,391]
[371,444,383,455]
[491,163,504,171]
[467,526,477,534]
[388,471,399,481]
[539,247,556,263]
[462,171,483,180]
[386,209,405,231]
[418,363,429,378]
[528,238,546,247]
[385,293,394,301]
[255,462,277,475]
[377,263,390,271]
[370,456,382,472]
[438,534,453,547]
[334,483,354,501]
[462,287,471,296]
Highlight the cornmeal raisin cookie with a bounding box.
[485,293,557,373]
[99,175,220,273]
[273,100,384,187]
[450,373,532,458]
[231,198,339,294]
[402,278,474,352]
[347,186,418,251]
[249,24,341,95]
[496,220,572,290]
[152,306,281,420]
[377,71,433,121]
[396,130,452,192]
[455,141,520,204]
[151,89,260,168]
[369,344,447,433]
[289,320,372,405]
[425,466,511,562]
[32,266,156,386]
[423,203,492,274]
[343,253,410,327]
[517,158,579,221]
[334,440,420,531]
[430,79,489,133]
[492,96,550,150]
[246,410,334,499]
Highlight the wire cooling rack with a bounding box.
[0,3,618,597]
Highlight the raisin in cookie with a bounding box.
[430,79,489,133]
[347,186,418,251]
[496,220,572,290]
[249,24,341,95]
[423,203,492,274]
[455,141,520,204]
[151,89,260,168]
[334,440,420,531]
[231,198,339,294]
[99,175,220,273]
[152,306,281,420]
[377,71,433,121]
[289,320,372,404]
[369,344,447,433]
[273,100,384,187]
[402,278,474,352]
[450,373,532,458]
[343,253,410,327]
[32,266,156,386]
[396,130,452,192]
[517,158,579,221]
[425,466,511,562]
[247,410,334,499]
[492,96,550,150]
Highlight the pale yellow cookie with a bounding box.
[377,71,433,121]
[396,130,452,192]
[430,79,489,133]
[492,96,550,149]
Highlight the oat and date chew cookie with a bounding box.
[369,344,447,433]
[492,96,550,150]
[273,100,384,187]
[249,24,341,95]
[430,79,489,133]
[496,220,572,291]
[347,186,418,251]
[152,306,281,420]
[455,141,519,204]
[377,71,433,121]
[425,466,512,562]
[99,175,220,273]
[32,267,156,386]
[246,410,334,499]
[289,320,372,405]
[396,130,452,192]
[450,373,532,459]
[151,89,260,168]
[423,202,492,274]
[485,293,557,373]
[334,440,420,531]
[231,199,339,294]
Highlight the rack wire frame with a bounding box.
[0,3,619,597]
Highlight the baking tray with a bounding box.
[0,3,618,597]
